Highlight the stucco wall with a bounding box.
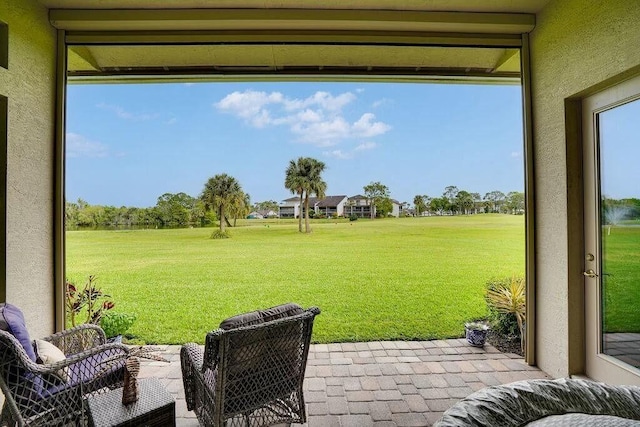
[530,0,640,377]
[0,1,57,337]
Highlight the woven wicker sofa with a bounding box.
[181,303,320,427]
[436,378,640,426]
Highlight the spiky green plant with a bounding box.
[486,275,526,351]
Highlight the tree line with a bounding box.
[412,187,525,216]
[66,158,531,230]
[65,194,212,229]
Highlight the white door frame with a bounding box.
[582,74,640,385]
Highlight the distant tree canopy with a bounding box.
[65,194,216,229]
[363,181,391,219]
[411,187,525,216]
[200,173,246,234]
[254,200,279,212]
[66,181,535,230]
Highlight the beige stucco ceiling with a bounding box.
[68,44,520,80]
[39,0,551,14]
[51,0,537,83]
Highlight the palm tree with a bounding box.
[285,159,306,232]
[229,191,250,227]
[284,157,327,233]
[200,174,243,234]
[413,195,425,216]
[301,158,326,233]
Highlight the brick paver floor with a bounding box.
[139,339,550,427]
[603,333,640,369]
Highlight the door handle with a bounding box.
[583,269,598,278]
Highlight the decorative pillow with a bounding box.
[34,339,69,382]
[0,303,37,362]
[219,310,263,330]
[260,303,303,323]
[219,303,304,330]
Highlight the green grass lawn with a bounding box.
[66,214,525,344]
[602,226,640,333]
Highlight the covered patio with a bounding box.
[2,0,640,424]
[140,340,548,426]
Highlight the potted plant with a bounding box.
[465,321,489,347]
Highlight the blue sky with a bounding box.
[66,82,526,208]
[600,98,640,200]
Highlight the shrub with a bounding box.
[349,214,358,221]
[211,230,230,239]
[100,311,137,338]
[65,275,114,327]
[485,275,525,351]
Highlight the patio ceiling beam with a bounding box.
[68,46,100,71]
[50,9,535,34]
[64,31,523,48]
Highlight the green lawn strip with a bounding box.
[66,214,525,344]
[602,226,640,332]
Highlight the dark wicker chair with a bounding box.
[0,324,130,426]
[181,304,320,427]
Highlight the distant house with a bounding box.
[246,211,264,219]
[315,195,348,217]
[344,195,373,218]
[279,195,348,218]
[344,195,403,218]
[279,197,300,218]
[258,209,279,218]
[391,199,402,218]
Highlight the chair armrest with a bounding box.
[42,324,107,356]
[28,342,130,376]
[181,343,204,411]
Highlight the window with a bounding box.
[0,21,7,69]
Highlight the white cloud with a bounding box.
[66,133,109,158]
[96,103,158,121]
[215,90,284,127]
[352,113,391,138]
[304,91,356,112]
[166,117,178,125]
[291,117,351,147]
[324,149,353,160]
[355,141,378,151]
[372,98,392,108]
[511,151,522,158]
[214,89,390,148]
[325,141,380,160]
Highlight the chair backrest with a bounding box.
[0,330,45,423]
[204,306,320,422]
[0,303,37,362]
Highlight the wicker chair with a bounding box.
[181,304,320,427]
[0,323,130,426]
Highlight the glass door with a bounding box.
[583,75,640,385]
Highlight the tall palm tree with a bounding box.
[413,195,425,216]
[284,157,327,233]
[285,158,306,232]
[229,191,250,227]
[200,174,243,234]
[301,158,327,233]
